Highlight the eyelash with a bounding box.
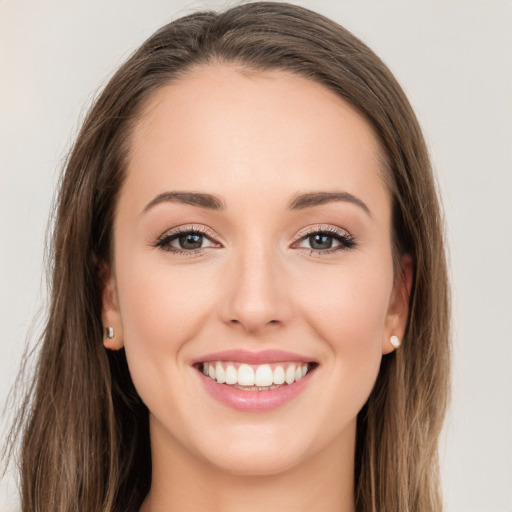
[293,225,357,256]
[155,225,219,257]
[155,224,357,258]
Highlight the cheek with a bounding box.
[298,257,391,338]
[114,255,219,388]
[293,257,392,386]
[121,260,220,325]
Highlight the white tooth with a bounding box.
[225,364,238,385]
[301,364,308,377]
[238,364,255,386]
[215,362,225,384]
[295,366,302,381]
[208,364,216,380]
[202,363,209,376]
[255,364,273,386]
[285,364,296,384]
[273,366,285,385]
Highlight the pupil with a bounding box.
[179,233,202,249]
[310,234,332,250]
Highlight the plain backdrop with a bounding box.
[1,1,511,511]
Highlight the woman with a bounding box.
[7,2,450,511]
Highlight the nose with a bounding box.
[219,243,292,335]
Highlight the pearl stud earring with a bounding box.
[390,335,401,348]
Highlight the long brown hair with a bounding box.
[7,2,450,511]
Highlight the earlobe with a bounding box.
[99,264,124,351]
[382,254,413,354]
[103,325,122,350]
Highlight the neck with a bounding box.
[141,418,356,512]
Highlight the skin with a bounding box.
[102,64,411,512]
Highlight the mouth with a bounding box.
[192,349,319,410]
[195,361,319,391]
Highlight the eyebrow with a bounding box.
[142,191,226,213]
[287,191,371,216]
[142,190,370,216]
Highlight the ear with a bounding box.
[99,263,124,351]
[382,254,413,354]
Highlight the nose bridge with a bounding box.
[220,234,290,333]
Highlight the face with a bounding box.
[102,64,410,476]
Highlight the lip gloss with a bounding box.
[198,369,313,411]
[193,349,314,365]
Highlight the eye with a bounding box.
[293,226,356,254]
[306,233,336,250]
[155,226,221,255]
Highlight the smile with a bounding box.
[193,350,319,411]
[200,361,312,390]
[202,361,311,391]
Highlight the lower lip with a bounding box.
[198,369,314,412]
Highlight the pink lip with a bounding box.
[193,350,318,411]
[192,349,314,365]
[197,370,314,411]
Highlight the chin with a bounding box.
[190,424,313,476]
[207,446,304,477]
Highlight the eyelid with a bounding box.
[157,224,221,243]
[154,224,224,256]
[291,224,357,254]
[294,224,352,240]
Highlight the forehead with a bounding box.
[123,63,389,214]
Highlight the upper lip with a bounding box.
[192,349,316,365]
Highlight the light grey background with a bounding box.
[1,1,511,511]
